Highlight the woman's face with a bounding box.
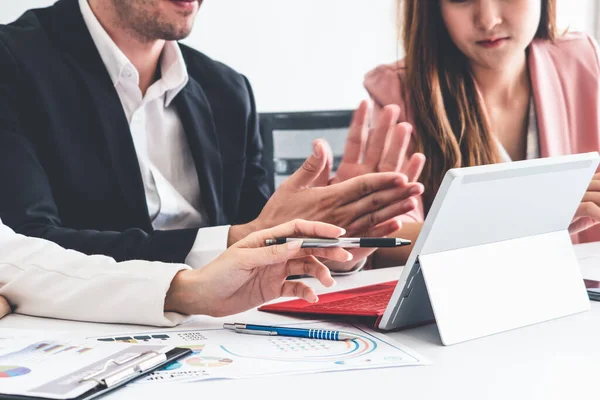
[440,0,542,70]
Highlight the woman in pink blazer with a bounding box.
[363,0,600,267]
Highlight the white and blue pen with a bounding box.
[223,323,356,341]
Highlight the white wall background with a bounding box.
[0,0,597,112]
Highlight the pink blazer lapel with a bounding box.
[528,44,573,157]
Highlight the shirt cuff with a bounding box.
[330,258,367,276]
[185,225,231,269]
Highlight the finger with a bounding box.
[238,243,353,269]
[378,122,411,173]
[295,247,353,263]
[403,153,426,182]
[281,143,328,189]
[281,281,320,303]
[573,201,600,221]
[345,182,423,217]
[0,296,11,319]
[285,256,336,287]
[582,191,600,205]
[364,105,400,169]
[363,218,402,237]
[241,240,305,267]
[341,100,370,164]
[313,139,334,187]
[569,216,597,235]
[335,172,406,205]
[587,179,600,192]
[346,197,419,235]
[242,219,346,249]
[569,202,600,234]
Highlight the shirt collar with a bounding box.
[79,0,188,106]
[160,41,189,107]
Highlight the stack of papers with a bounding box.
[0,329,172,399]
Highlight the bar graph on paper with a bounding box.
[0,337,98,381]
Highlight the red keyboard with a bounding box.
[259,280,398,317]
[301,290,393,313]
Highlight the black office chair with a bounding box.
[259,110,353,193]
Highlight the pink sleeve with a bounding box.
[586,34,600,71]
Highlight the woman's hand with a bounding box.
[165,219,352,317]
[326,101,425,190]
[569,173,600,235]
[0,296,10,319]
[310,101,426,271]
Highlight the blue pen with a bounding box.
[223,323,356,341]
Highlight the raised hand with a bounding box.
[228,137,424,246]
[333,101,424,183]
[307,101,426,270]
[166,220,352,317]
[314,102,425,235]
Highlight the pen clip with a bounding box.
[79,351,167,388]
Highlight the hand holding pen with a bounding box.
[265,237,411,248]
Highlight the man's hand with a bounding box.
[166,220,351,317]
[569,172,600,234]
[227,107,425,246]
[0,296,10,319]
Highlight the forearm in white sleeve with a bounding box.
[0,221,191,326]
[185,225,230,268]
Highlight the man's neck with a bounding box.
[471,54,530,107]
[88,0,164,95]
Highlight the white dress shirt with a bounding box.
[79,0,229,267]
[0,218,189,326]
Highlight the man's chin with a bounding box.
[163,25,194,40]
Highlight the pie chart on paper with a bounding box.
[0,365,32,378]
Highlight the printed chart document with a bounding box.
[89,321,430,383]
[0,329,174,399]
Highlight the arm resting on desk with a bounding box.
[0,222,190,326]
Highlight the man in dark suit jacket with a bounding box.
[0,0,423,270]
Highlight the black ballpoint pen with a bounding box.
[264,237,411,248]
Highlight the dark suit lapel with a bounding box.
[50,0,151,229]
[175,78,224,226]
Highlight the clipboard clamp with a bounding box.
[80,351,167,388]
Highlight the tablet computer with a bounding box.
[261,153,599,344]
[379,152,599,341]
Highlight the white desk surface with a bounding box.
[2,243,600,400]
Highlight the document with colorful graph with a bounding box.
[0,329,174,399]
[90,321,430,383]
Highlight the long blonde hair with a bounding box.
[400,0,557,210]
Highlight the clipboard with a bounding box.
[0,347,191,400]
